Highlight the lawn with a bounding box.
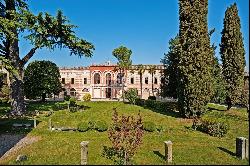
[0,101,249,165]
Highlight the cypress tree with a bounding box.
[220,3,246,105]
[178,0,214,118]
[161,35,180,99]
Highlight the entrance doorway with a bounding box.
[106,88,111,98]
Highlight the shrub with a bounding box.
[156,125,166,132]
[199,117,229,137]
[69,97,77,107]
[82,93,91,102]
[143,121,156,132]
[135,98,145,106]
[148,96,156,100]
[88,120,96,130]
[69,107,78,112]
[95,120,108,132]
[124,88,139,105]
[54,102,68,110]
[64,95,71,101]
[108,109,144,164]
[77,122,89,132]
[145,100,156,109]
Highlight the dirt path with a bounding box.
[0,133,40,162]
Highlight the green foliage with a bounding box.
[95,120,108,132]
[148,96,156,100]
[54,102,68,110]
[82,93,91,102]
[135,98,145,106]
[108,109,144,164]
[64,95,70,101]
[199,117,229,137]
[178,0,214,118]
[211,57,227,104]
[136,98,178,113]
[161,35,180,98]
[143,121,156,132]
[0,85,10,99]
[24,60,62,100]
[77,122,89,132]
[1,0,94,114]
[156,125,166,132]
[112,46,132,70]
[220,3,246,105]
[88,120,96,130]
[112,46,133,102]
[124,88,139,104]
[69,97,77,107]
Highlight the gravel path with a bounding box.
[0,133,40,161]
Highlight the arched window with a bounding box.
[106,73,112,85]
[94,73,100,84]
[82,88,89,92]
[70,88,76,97]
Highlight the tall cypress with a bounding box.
[178,0,214,118]
[161,35,180,99]
[220,3,246,105]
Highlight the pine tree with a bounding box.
[178,0,214,118]
[161,35,180,99]
[220,3,246,105]
[0,0,94,115]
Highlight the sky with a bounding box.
[20,0,249,70]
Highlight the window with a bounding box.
[82,88,89,92]
[117,73,123,84]
[106,73,112,85]
[61,78,65,84]
[70,88,76,97]
[71,78,74,84]
[130,77,134,84]
[145,77,148,84]
[94,73,100,84]
[84,78,87,84]
[154,77,158,84]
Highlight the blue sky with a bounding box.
[21,0,249,70]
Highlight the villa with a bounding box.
[59,61,164,100]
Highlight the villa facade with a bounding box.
[59,61,164,100]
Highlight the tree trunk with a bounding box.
[42,92,46,102]
[6,0,26,116]
[10,68,25,116]
[140,73,142,99]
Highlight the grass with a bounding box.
[0,101,249,165]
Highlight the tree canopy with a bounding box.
[0,0,95,115]
[178,0,214,118]
[24,60,62,101]
[220,3,246,105]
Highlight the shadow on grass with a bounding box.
[218,147,235,157]
[207,107,226,112]
[153,150,165,160]
[0,117,40,158]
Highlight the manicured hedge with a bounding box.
[77,122,89,132]
[95,120,108,132]
[199,117,229,137]
[135,98,178,112]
